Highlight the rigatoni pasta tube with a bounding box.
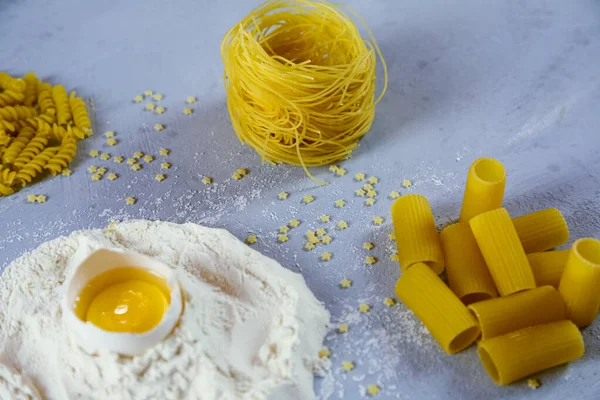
[459,158,506,222]
[395,262,480,354]
[468,286,565,340]
[440,223,497,304]
[391,194,444,274]
[470,208,536,296]
[478,320,584,385]
[527,250,569,288]
[513,208,569,253]
[559,238,600,327]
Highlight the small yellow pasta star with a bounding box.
[89,150,100,157]
[201,177,212,184]
[183,107,193,115]
[159,148,170,156]
[113,156,124,163]
[306,230,316,238]
[367,385,380,395]
[145,103,156,111]
[338,324,349,333]
[528,379,541,390]
[133,152,144,158]
[389,191,400,199]
[390,253,400,262]
[133,95,143,103]
[321,236,332,244]
[321,252,332,261]
[363,183,373,191]
[131,164,142,171]
[106,138,118,146]
[91,173,102,181]
[152,93,163,101]
[354,172,366,181]
[388,232,396,240]
[319,215,330,223]
[61,168,72,176]
[96,167,107,175]
[334,199,346,208]
[342,361,355,371]
[87,166,98,173]
[161,162,171,170]
[126,158,137,165]
[363,242,374,250]
[303,195,314,203]
[279,226,290,233]
[237,168,248,175]
[277,234,289,243]
[355,188,366,197]
[27,194,37,203]
[125,197,136,205]
[365,256,377,265]
[304,242,316,251]
[328,165,339,172]
[186,96,196,104]
[402,179,412,188]
[155,174,166,182]
[340,279,352,288]
[289,219,301,227]
[100,153,111,161]
[365,198,376,206]
[337,221,348,230]
[143,155,154,163]
[316,228,326,237]
[245,235,257,244]
[154,123,164,131]
[36,195,47,203]
[107,173,118,181]
[335,168,347,176]
[143,90,153,96]
[373,216,384,225]
[308,235,319,244]
[155,106,166,114]
[232,172,242,180]
[104,131,115,138]
[278,192,289,200]
[366,190,377,198]
[359,304,371,313]
[318,348,330,359]
[368,176,379,184]
[383,298,396,307]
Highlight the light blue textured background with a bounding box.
[1,0,599,399]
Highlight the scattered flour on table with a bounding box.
[0,220,330,400]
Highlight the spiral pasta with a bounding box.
[0,71,92,197]
[221,0,387,183]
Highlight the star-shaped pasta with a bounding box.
[368,176,379,184]
[201,177,212,184]
[303,195,314,203]
[36,195,47,203]
[126,158,137,165]
[155,106,166,114]
[27,194,37,203]
[161,162,171,170]
[143,90,153,96]
[107,173,118,181]
[367,385,380,395]
[104,131,115,138]
[340,279,352,288]
[133,96,143,103]
[289,219,301,227]
[153,94,163,101]
[130,164,142,171]
[143,155,154,163]
[365,256,377,265]
[363,242,374,250]
[280,226,290,233]
[316,228,326,237]
[402,179,412,188]
[338,324,349,333]
[359,303,371,313]
[100,153,111,161]
[342,361,355,371]
[107,138,117,146]
[335,168,347,176]
[133,152,144,158]
[365,198,376,206]
[389,191,400,199]
[87,166,98,173]
[159,148,170,156]
[354,172,366,181]
[153,123,164,131]
[61,168,72,176]
[232,172,242,180]
[329,165,339,172]
[337,221,348,230]
[390,253,400,262]
[334,199,346,208]
[278,192,288,200]
[89,150,100,157]
[113,156,124,163]
[277,234,289,243]
[125,197,136,205]
[388,232,396,241]
[355,189,366,197]
[154,174,166,182]
[183,108,193,115]
[321,252,332,261]
[145,103,156,111]
[383,297,396,307]
[91,174,102,181]
[319,215,330,223]
[321,236,332,244]
[186,96,196,104]
[366,190,377,198]
[318,348,330,358]
[245,235,257,244]
[304,242,315,251]
[373,216,384,225]
[96,167,107,175]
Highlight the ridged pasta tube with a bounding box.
[512,208,569,253]
[440,222,497,304]
[527,250,569,288]
[396,262,480,354]
[559,238,600,327]
[468,286,565,340]
[477,320,584,385]
[391,194,444,273]
[470,208,536,296]
[459,158,506,222]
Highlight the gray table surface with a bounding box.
[2,0,600,399]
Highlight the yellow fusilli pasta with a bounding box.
[51,85,72,126]
[45,136,76,175]
[15,146,60,184]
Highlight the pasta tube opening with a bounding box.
[461,292,494,305]
[473,158,506,184]
[449,326,482,353]
[478,346,500,384]
[575,238,600,266]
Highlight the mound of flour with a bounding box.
[0,220,330,399]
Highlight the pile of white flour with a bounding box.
[0,220,330,399]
